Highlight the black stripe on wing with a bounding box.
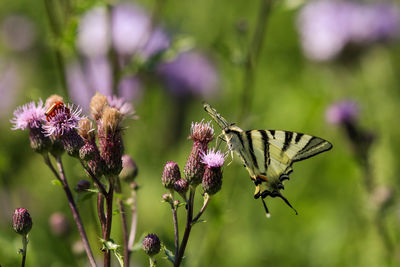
[246,130,259,169]
[292,136,332,162]
[258,130,270,173]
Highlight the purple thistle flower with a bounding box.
[107,95,137,119]
[325,100,359,125]
[189,120,214,144]
[201,148,225,168]
[11,99,46,130]
[43,104,82,137]
[140,27,170,59]
[157,51,219,97]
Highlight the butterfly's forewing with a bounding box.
[244,130,332,180]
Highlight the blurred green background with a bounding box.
[1,0,400,266]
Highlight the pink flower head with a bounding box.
[107,95,137,118]
[43,104,82,136]
[11,99,46,130]
[201,148,225,168]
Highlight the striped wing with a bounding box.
[240,130,332,180]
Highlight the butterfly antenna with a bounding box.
[261,198,271,218]
[277,193,298,215]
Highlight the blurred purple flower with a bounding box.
[77,7,110,58]
[0,62,21,118]
[118,76,142,102]
[111,3,151,56]
[297,1,400,62]
[66,61,94,109]
[1,15,36,52]
[157,51,219,97]
[43,104,82,136]
[141,27,170,59]
[86,57,113,96]
[325,100,359,125]
[201,148,225,168]
[107,95,136,118]
[11,99,45,130]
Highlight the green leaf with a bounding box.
[51,179,62,187]
[192,219,207,225]
[76,191,95,204]
[86,188,100,194]
[131,233,146,252]
[100,238,124,267]
[162,245,175,264]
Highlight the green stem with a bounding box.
[103,177,115,267]
[171,202,179,259]
[128,184,138,254]
[115,178,130,267]
[174,188,195,267]
[240,0,273,120]
[21,235,28,267]
[149,256,157,267]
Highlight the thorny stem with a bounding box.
[240,0,273,120]
[115,178,130,267]
[43,155,97,267]
[128,184,138,254]
[103,177,115,267]
[174,188,195,267]
[20,234,28,267]
[43,0,68,96]
[80,160,108,197]
[171,201,179,259]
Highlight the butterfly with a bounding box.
[203,102,332,217]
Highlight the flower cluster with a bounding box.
[297,1,400,62]
[161,120,224,196]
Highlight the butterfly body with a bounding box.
[203,102,332,215]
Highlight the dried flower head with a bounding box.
[189,120,214,144]
[162,161,181,189]
[101,107,123,135]
[11,99,46,130]
[119,154,138,183]
[45,94,64,109]
[142,233,161,256]
[90,92,109,120]
[12,208,33,235]
[78,117,95,141]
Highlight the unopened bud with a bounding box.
[12,208,33,235]
[162,161,180,189]
[142,233,161,256]
[75,179,91,192]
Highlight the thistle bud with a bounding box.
[98,107,124,176]
[29,127,51,153]
[78,118,95,141]
[162,193,172,203]
[142,233,161,256]
[90,93,108,121]
[162,161,181,189]
[174,179,188,195]
[12,208,33,235]
[183,121,214,185]
[201,149,225,195]
[119,155,138,183]
[75,179,91,192]
[61,130,85,158]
